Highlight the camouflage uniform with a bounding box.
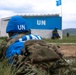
[11,40,68,75]
[5,16,69,75]
[0,38,7,60]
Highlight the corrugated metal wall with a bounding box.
[0,15,62,38]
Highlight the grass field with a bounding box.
[0,36,76,75]
[43,36,76,43]
[0,35,76,43]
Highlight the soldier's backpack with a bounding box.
[23,40,61,63]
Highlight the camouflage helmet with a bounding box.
[6,15,29,33]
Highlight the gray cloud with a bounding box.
[0,0,76,29]
[0,3,35,13]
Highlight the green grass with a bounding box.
[0,58,76,75]
[43,36,76,43]
[0,36,76,43]
[0,36,76,75]
[0,59,15,75]
[0,37,7,43]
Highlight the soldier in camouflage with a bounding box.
[5,15,69,75]
[51,28,60,39]
[5,15,42,62]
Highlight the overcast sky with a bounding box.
[0,0,76,29]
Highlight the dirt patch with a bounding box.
[60,45,76,58]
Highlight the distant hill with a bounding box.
[62,28,76,36]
